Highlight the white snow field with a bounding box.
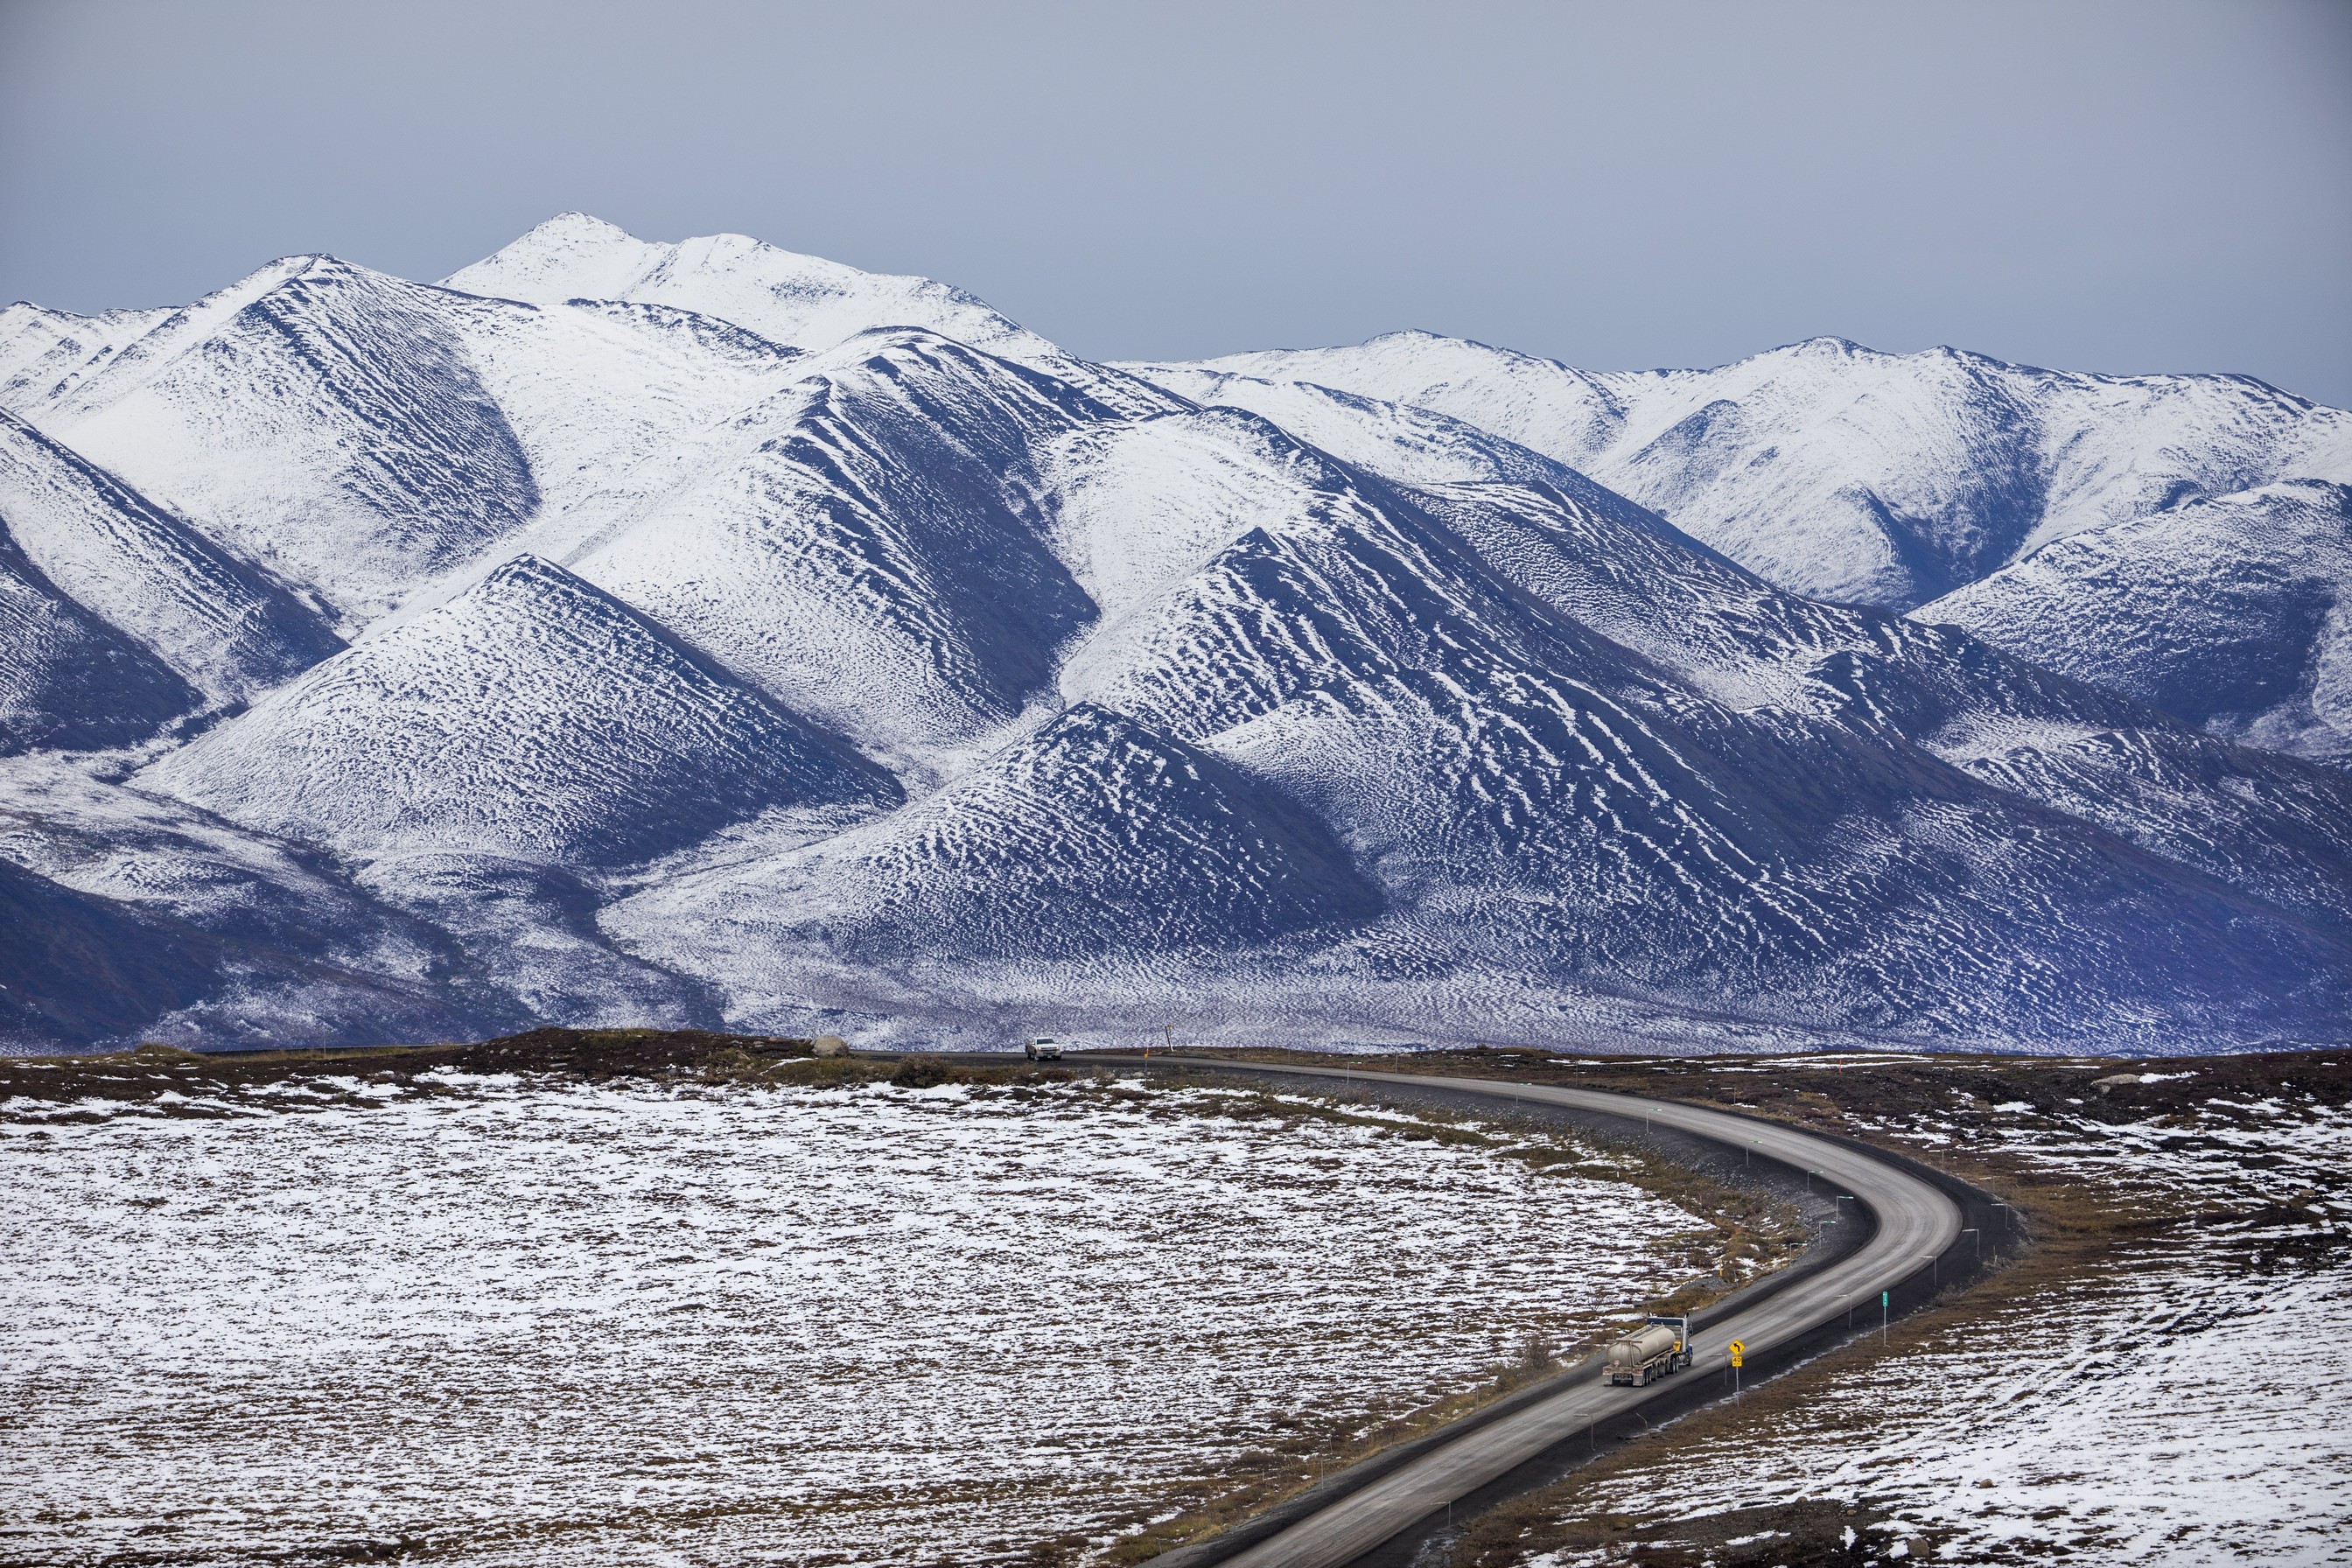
[0,1072,1701,1566]
[1493,1077,2352,1568]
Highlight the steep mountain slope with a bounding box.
[626,406,2352,1049]
[20,257,542,622]
[1145,333,2352,608]
[0,518,198,753]
[1922,480,2352,767]
[0,301,173,412]
[446,214,1180,417]
[144,555,898,866]
[1404,474,2352,939]
[619,703,1382,997]
[0,264,305,416]
[568,329,1110,775]
[1138,350,1624,486]
[0,411,340,703]
[9,257,809,629]
[0,752,494,1049]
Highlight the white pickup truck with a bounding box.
[1023,1037,1065,1060]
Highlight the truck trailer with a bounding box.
[1604,1314,1693,1387]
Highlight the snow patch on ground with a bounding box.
[1,1073,1699,1564]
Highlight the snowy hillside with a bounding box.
[444,214,1036,363]
[0,751,476,1047]
[1923,480,2352,767]
[1,255,812,628]
[1145,332,2352,608]
[0,522,196,753]
[621,702,1384,1006]
[5,214,2352,1053]
[629,401,2352,1050]
[565,329,1118,776]
[145,555,896,866]
[0,411,340,704]
[11,257,545,623]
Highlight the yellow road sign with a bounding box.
[1727,1338,1746,1367]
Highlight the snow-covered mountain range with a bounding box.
[5,213,2349,1054]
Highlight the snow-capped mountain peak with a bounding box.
[439,212,669,302]
[445,214,1033,360]
[445,214,1175,416]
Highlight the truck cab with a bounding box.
[1024,1037,1064,1060]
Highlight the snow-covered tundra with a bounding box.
[0,1067,1707,1565]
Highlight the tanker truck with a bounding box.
[1604,1313,1693,1387]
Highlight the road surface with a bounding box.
[1110,1058,1964,1568]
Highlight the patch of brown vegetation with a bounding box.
[0,1029,1090,1110]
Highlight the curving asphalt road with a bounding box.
[1110,1058,1964,1568]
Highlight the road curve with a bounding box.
[1113,1058,1964,1568]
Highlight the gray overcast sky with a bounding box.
[4,0,2349,404]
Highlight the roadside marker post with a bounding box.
[1881,1289,1889,1344]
